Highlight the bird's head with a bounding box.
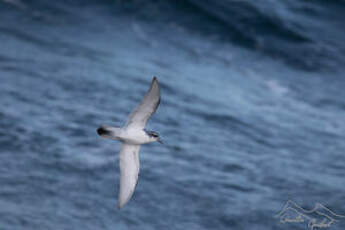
[145,130,163,144]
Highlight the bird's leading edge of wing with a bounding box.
[125,77,160,129]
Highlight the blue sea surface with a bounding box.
[0,0,345,229]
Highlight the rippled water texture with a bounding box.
[0,0,345,229]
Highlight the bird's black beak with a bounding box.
[158,138,163,144]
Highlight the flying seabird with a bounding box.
[97,77,162,209]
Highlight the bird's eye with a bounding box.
[146,130,159,138]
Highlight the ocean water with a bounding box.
[0,0,345,229]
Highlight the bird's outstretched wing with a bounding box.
[118,143,141,209]
[125,77,160,129]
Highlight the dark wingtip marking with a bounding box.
[150,76,159,93]
[152,76,158,84]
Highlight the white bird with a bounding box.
[97,77,162,209]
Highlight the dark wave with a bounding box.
[2,0,344,70]
[111,0,345,71]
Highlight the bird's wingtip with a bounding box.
[151,76,159,88]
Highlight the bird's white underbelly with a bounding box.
[119,128,151,145]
